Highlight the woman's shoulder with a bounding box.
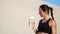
[49,18,56,25]
[50,18,56,23]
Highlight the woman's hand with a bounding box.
[28,21,37,33]
[32,22,36,32]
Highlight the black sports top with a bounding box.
[37,18,52,34]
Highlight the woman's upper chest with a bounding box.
[39,18,51,27]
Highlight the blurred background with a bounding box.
[0,0,60,34]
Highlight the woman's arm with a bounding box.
[51,19,57,34]
[32,26,37,33]
[28,21,37,34]
[32,22,38,34]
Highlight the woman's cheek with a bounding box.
[39,12,43,17]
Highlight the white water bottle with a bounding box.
[29,16,35,28]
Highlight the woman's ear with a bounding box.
[45,10,49,15]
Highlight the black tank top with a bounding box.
[37,18,52,34]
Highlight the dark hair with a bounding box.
[49,7,54,20]
[40,4,54,20]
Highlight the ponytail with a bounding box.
[49,7,54,20]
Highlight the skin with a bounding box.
[29,8,57,34]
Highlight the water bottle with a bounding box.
[29,16,35,28]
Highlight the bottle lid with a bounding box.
[29,16,34,20]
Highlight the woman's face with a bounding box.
[39,8,46,17]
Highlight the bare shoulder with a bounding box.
[49,19,56,26]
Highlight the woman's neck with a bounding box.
[43,15,50,20]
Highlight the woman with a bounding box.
[29,4,57,34]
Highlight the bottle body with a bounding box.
[29,16,35,28]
